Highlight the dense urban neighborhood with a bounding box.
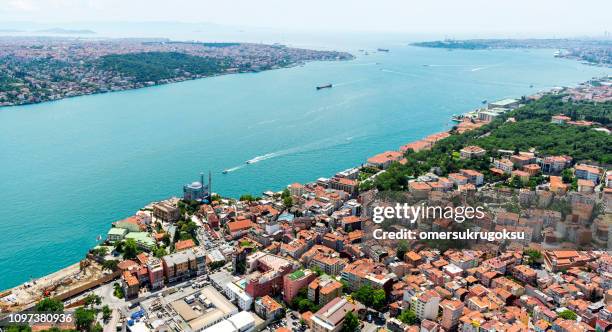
[1,77,611,332]
[0,37,353,107]
[412,39,612,66]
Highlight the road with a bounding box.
[103,309,120,332]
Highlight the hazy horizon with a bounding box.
[1,0,611,39]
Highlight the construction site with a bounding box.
[0,259,118,313]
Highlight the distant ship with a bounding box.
[316,84,332,90]
[377,48,390,52]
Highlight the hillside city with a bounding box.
[0,37,353,107]
[1,78,611,332]
[411,39,612,66]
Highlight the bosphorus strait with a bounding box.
[0,44,607,290]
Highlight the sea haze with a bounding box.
[0,45,608,289]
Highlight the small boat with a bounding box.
[451,114,464,122]
[481,99,487,104]
[316,84,332,90]
[377,48,390,52]
[529,84,534,88]
[222,170,229,174]
[246,160,253,164]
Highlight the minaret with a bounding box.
[208,171,212,198]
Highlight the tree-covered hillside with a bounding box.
[371,95,612,191]
[96,52,231,83]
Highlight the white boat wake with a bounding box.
[333,79,367,87]
[380,69,421,78]
[245,152,278,164]
[243,134,361,167]
[222,165,245,174]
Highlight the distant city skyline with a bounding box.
[1,0,611,38]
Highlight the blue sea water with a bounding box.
[0,44,608,290]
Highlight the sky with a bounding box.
[1,0,611,38]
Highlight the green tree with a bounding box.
[352,285,372,305]
[311,265,324,276]
[114,240,124,253]
[561,169,574,183]
[397,309,418,325]
[283,196,293,209]
[239,194,256,202]
[102,259,118,271]
[340,280,351,294]
[123,239,138,259]
[102,305,112,321]
[341,311,359,332]
[510,175,523,189]
[396,240,409,260]
[209,261,225,270]
[371,289,387,311]
[353,285,387,309]
[153,246,166,258]
[75,307,95,331]
[91,323,103,332]
[559,309,577,320]
[161,233,171,246]
[524,249,542,265]
[289,287,320,313]
[91,247,108,257]
[113,283,124,299]
[83,294,101,308]
[35,297,64,312]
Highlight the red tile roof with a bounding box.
[227,219,255,233]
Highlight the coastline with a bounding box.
[0,57,351,111]
[0,75,595,298]
[0,45,608,296]
[410,38,612,68]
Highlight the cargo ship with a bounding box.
[316,84,332,90]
